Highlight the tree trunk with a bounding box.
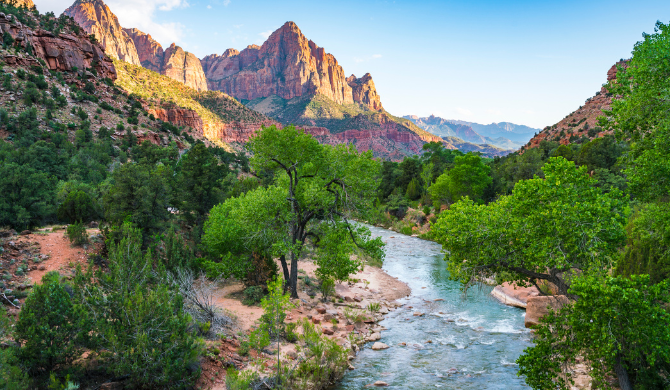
[289,251,299,299]
[279,255,290,291]
[614,353,633,390]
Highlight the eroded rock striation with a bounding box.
[203,22,382,111]
[0,12,115,79]
[63,0,141,66]
[65,0,207,90]
[161,43,208,91]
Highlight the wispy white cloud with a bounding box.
[257,29,274,44]
[223,0,231,6]
[207,5,212,9]
[104,0,190,46]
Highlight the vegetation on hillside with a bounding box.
[114,60,270,127]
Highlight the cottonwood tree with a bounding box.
[433,157,627,297]
[428,152,492,207]
[203,125,384,298]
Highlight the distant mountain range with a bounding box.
[403,115,540,151]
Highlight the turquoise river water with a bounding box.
[333,225,532,389]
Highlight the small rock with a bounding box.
[315,306,326,314]
[434,298,445,301]
[285,351,298,360]
[348,364,355,370]
[344,296,355,302]
[371,342,389,350]
[322,328,334,335]
[311,317,321,324]
[367,332,381,341]
[353,296,362,303]
[398,342,406,346]
[19,230,31,236]
[38,266,46,271]
[413,312,424,317]
[425,340,433,344]
[373,381,389,386]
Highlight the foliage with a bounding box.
[174,142,230,240]
[242,286,265,306]
[0,162,56,230]
[15,272,87,376]
[103,163,173,241]
[205,125,384,298]
[616,202,670,283]
[433,157,627,296]
[57,190,97,224]
[517,275,670,390]
[319,277,335,302]
[0,307,30,389]
[65,221,88,246]
[428,152,492,206]
[76,223,204,388]
[289,318,348,389]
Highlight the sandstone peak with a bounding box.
[222,48,239,58]
[204,20,384,111]
[8,0,34,8]
[64,0,141,66]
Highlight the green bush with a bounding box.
[57,190,97,223]
[242,285,264,306]
[319,277,335,302]
[15,272,86,375]
[65,222,88,246]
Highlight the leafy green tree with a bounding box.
[428,152,491,206]
[405,177,422,200]
[205,126,384,298]
[103,163,173,240]
[15,272,87,376]
[616,202,670,284]
[0,162,56,230]
[433,157,627,296]
[517,275,670,390]
[377,160,401,200]
[575,135,625,172]
[57,190,97,223]
[175,142,229,239]
[397,156,422,195]
[75,224,203,388]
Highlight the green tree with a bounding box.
[433,157,627,296]
[15,272,87,376]
[205,125,384,298]
[0,162,56,230]
[57,190,97,223]
[517,275,670,390]
[103,163,173,240]
[428,152,492,206]
[616,202,670,284]
[75,224,203,388]
[175,142,229,239]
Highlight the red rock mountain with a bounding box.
[202,21,382,111]
[524,61,625,149]
[0,9,115,78]
[64,0,207,91]
[63,0,141,66]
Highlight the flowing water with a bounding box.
[334,225,531,389]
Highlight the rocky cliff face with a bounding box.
[123,27,163,73]
[65,0,207,91]
[0,11,115,79]
[63,0,141,66]
[204,22,382,111]
[524,61,625,149]
[347,73,382,111]
[161,43,208,91]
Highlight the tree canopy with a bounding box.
[433,157,627,296]
[203,125,384,297]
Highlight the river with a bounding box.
[334,225,531,389]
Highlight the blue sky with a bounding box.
[34,0,670,128]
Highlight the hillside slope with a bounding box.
[113,60,276,149]
[524,62,624,149]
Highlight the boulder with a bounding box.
[491,282,540,309]
[373,381,389,387]
[525,295,571,328]
[322,328,334,335]
[371,342,389,350]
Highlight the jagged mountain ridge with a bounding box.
[403,115,523,152]
[64,0,207,91]
[202,21,382,111]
